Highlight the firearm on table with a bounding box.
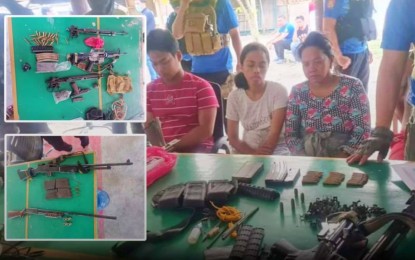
[46,73,101,92]
[67,25,128,38]
[8,208,116,220]
[17,159,133,181]
[362,191,415,259]
[269,192,415,260]
[67,48,127,72]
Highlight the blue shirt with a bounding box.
[278,23,295,42]
[324,0,367,54]
[191,0,239,74]
[381,0,415,105]
[142,8,155,35]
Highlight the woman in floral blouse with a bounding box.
[285,32,371,157]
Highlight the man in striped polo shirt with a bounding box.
[145,29,219,153]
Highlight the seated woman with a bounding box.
[285,32,371,157]
[226,42,289,155]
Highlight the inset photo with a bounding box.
[5,135,146,240]
[4,15,145,121]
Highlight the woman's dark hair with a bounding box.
[147,29,179,55]
[298,31,334,60]
[236,42,270,89]
[240,42,270,65]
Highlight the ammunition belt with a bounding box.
[36,53,59,62]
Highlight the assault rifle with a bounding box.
[67,25,128,38]
[46,73,101,92]
[67,48,127,72]
[8,208,116,220]
[269,192,415,260]
[17,153,133,181]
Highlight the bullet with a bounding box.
[280,202,284,214]
[294,188,298,199]
[301,192,305,204]
[291,198,295,211]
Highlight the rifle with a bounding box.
[67,48,127,72]
[67,25,128,38]
[17,153,133,180]
[46,73,101,92]
[269,192,415,260]
[8,208,116,220]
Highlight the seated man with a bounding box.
[290,15,309,62]
[266,15,295,64]
[145,29,218,153]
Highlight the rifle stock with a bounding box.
[8,210,25,219]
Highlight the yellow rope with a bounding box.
[210,201,241,223]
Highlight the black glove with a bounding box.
[356,127,394,159]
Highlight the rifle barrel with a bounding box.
[84,160,133,168]
[24,208,117,220]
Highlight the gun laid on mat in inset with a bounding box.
[67,25,128,38]
[8,208,116,220]
[46,73,102,91]
[67,48,127,72]
[17,152,133,181]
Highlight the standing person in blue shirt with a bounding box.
[166,2,192,72]
[171,0,242,88]
[136,0,158,81]
[266,15,295,64]
[290,15,309,62]
[347,0,415,165]
[323,0,376,92]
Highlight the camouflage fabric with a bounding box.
[304,132,350,157]
[220,73,235,99]
[405,108,415,161]
[183,0,222,56]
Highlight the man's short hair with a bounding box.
[296,15,304,21]
[278,15,286,20]
[147,29,179,55]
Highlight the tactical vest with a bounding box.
[183,0,226,56]
[335,0,376,44]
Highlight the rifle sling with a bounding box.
[358,212,415,236]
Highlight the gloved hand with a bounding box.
[347,127,394,165]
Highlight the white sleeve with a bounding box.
[226,90,240,121]
[270,82,288,111]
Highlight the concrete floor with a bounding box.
[100,135,145,240]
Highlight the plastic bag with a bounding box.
[147,146,177,187]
